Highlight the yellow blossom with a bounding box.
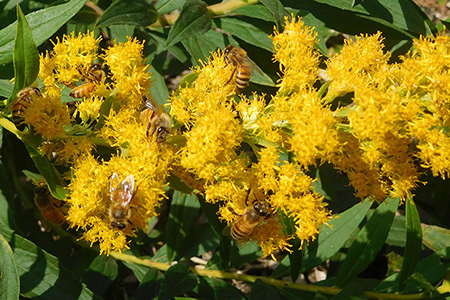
[102,37,151,108]
[326,32,390,97]
[271,15,321,93]
[23,87,71,140]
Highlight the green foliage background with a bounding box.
[0,0,450,299]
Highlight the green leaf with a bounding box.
[122,260,151,282]
[422,224,450,258]
[288,241,302,281]
[138,268,165,299]
[259,0,288,30]
[26,145,67,200]
[182,223,220,259]
[10,5,40,103]
[386,214,406,247]
[88,255,118,281]
[165,0,211,48]
[95,0,158,28]
[167,173,195,194]
[218,18,273,52]
[0,233,19,300]
[155,0,187,15]
[0,228,95,299]
[0,79,14,98]
[87,255,118,295]
[231,5,275,22]
[94,93,114,130]
[299,200,372,273]
[0,0,87,65]
[159,263,197,300]
[0,161,16,229]
[198,195,231,269]
[283,0,418,41]
[166,191,201,261]
[181,29,236,65]
[199,277,245,300]
[332,283,367,300]
[336,197,399,287]
[352,0,364,7]
[148,64,170,106]
[249,279,282,300]
[399,199,422,290]
[403,273,436,293]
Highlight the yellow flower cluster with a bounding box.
[10,14,450,258]
[13,32,173,254]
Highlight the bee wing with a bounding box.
[121,174,135,205]
[222,225,232,237]
[142,94,167,114]
[246,57,275,87]
[110,172,121,194]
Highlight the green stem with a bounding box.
[110,252,433,299]
[150,0,260,27]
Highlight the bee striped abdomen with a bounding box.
[235,65,251,94]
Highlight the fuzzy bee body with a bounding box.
[12,87,42,130]
[34,185,66,226]
[109,173,135,230]
[69,63,105,98]
[224,45,252,94]
[140,95,171,145]
[226,193,272,242]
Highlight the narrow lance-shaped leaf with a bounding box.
[159,263,197,300]
[26,145,67,200]
[336,197,399,287]
[0,233,19,300]
[399,198,423,290]
[9,5,40,104]
[165,0,211,48]
[259,0,288,30]
[299,200,372,273]
[166,191,201,262]
[0,0,87,65]
[96,0,158,28]
[0,228,95,299]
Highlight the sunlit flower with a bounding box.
[102,37,151,108]
[326,32,390,98]
[23,86,71,140]
[271,15,321,93]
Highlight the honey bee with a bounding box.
[34,184,66,226]
[223,45,252,94]
[140,95,171,145]
[69,63,105,98]
[11,86,42,130]
[109,173,136,230]
[224,189,272,241]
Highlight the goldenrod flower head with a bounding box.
[103,37,151,108]
[39,137,95,164]
[236,93,266,132]
[271,15,321,93]
[39,52,56,86]
[75,96,103,123]
[280,91,339,167]
[50,31,101,84]
[23,88,71,140]
[180,105,242,181]
[326,32,390,96]
[169,50,235,127]
[67,149,169,254]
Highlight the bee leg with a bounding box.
[225,67,237,86]
[227,206,241,216]
[244,188,252,207]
